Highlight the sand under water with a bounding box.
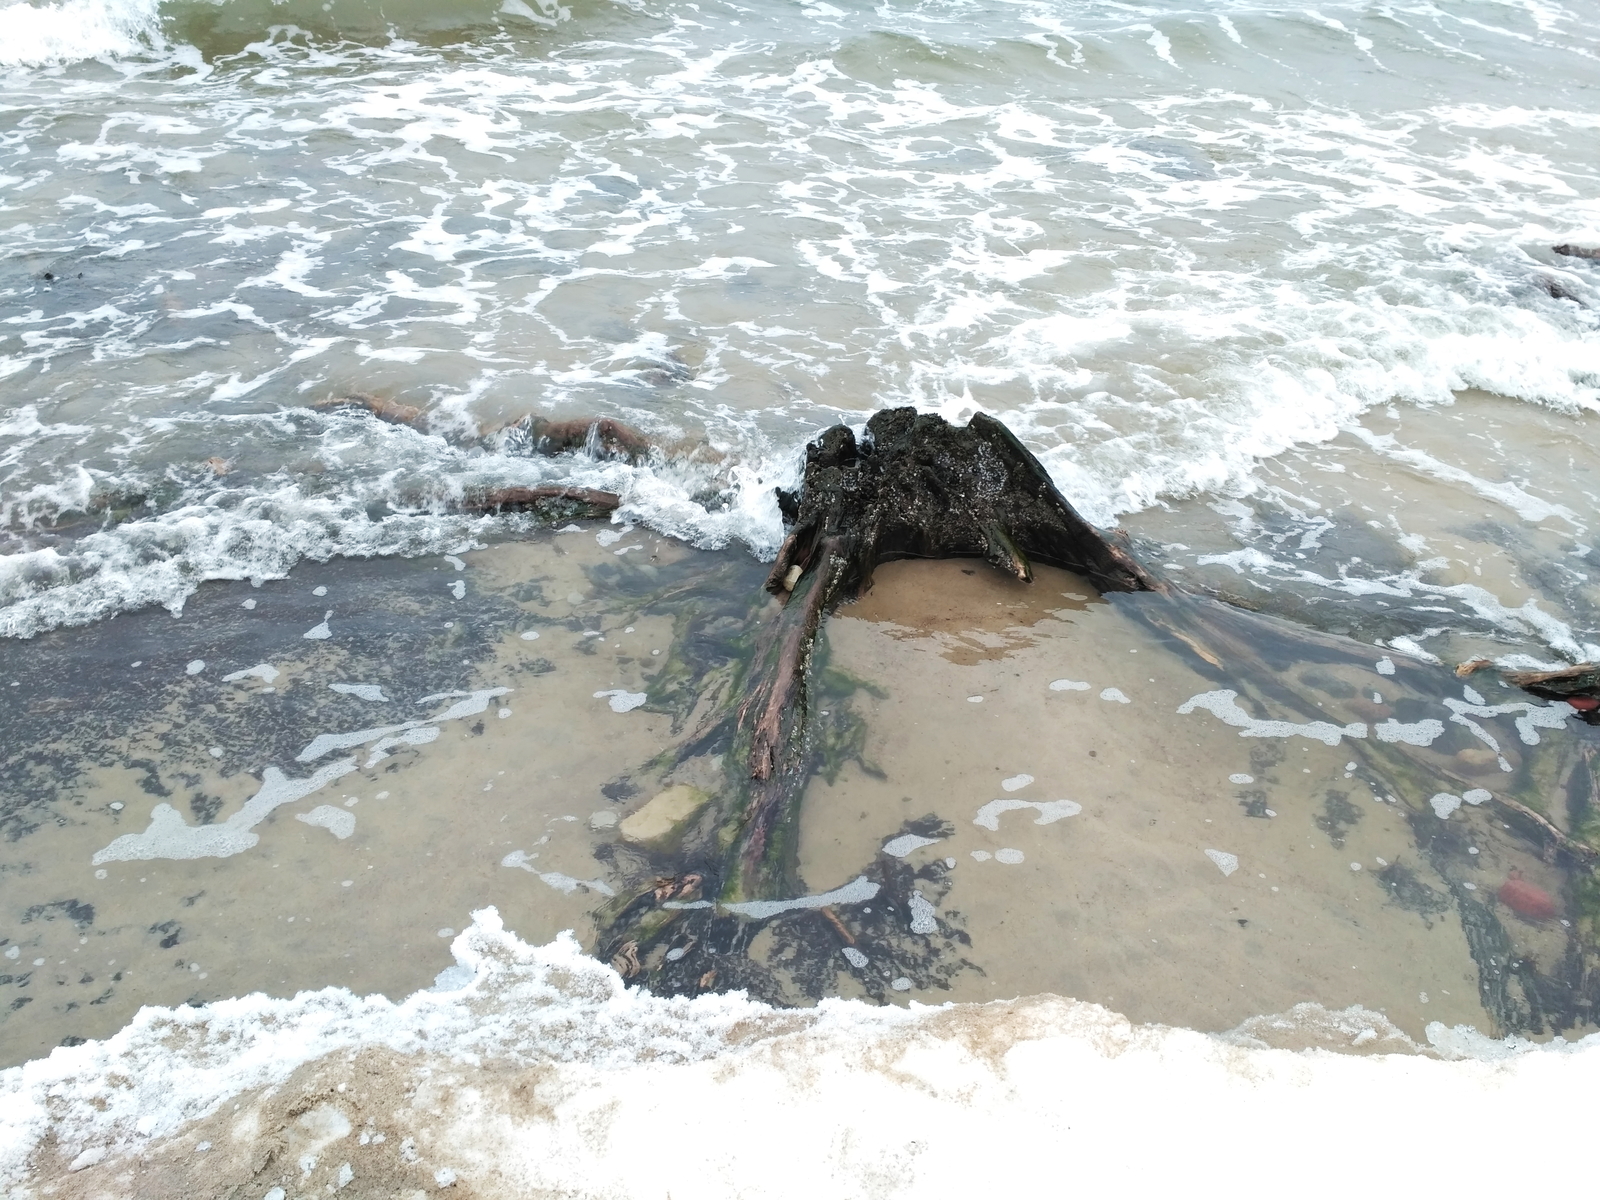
[4,518,1600,1193]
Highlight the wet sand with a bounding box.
[2,521,1592,1069]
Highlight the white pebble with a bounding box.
[312,586,327,597]
[966,695,984,703]
[185,659,205,675]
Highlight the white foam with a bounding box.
[1178,690,1367,746]
[22,904,1596,1193]
[297,688,509,761]
[595,690,648,713]
[973,798,1082,831]
[881,834,942,858]
[722,876,879,920]
[1430,793,1463,819]
[1373,719,1446,746]
[0,0,162,68]
[303,612,333,641]
[222,664,279,684]
[296,805,356,840]
[1204,848,1240,877]
[907,892,938,933]
[500,850,615,897]
[329,683,387,702]
[1049,679,1090,691]
[93,759,358,863]
[1099,687,1131,704]
[1000,773,1034,792]
[994,848,1025,865]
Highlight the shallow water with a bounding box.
[4,530,1595,1073]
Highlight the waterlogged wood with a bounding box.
[464,485,621,517]
[591,408,1164,994]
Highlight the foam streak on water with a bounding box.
[1,0,1598,655]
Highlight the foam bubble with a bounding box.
[296,805,356,840]
[329,683,387,702]
[973,798,1082,831]
[1178,690,1367,746]
[881,833,942,858]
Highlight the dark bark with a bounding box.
[591,408,1165,998]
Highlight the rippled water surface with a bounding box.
[2,0,1598,659]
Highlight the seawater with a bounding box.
[4,0,1600,1190]
[1,0,1597,656]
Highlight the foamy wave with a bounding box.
[0,0,162,67]
[0,430,788,639]
[3,907,1597,1195]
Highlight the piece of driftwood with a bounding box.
[1554,244,1600,260]
[314,392,651,462]
[1503,664,1600,707]
[464,485,621,516]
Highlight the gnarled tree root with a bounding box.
[592,408,1160,998]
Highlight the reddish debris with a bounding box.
[1567,696,1600,711]
[1498,875,1559,921]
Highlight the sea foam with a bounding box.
[4,907,1598,1195]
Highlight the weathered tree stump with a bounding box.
[590,408,1164,998]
